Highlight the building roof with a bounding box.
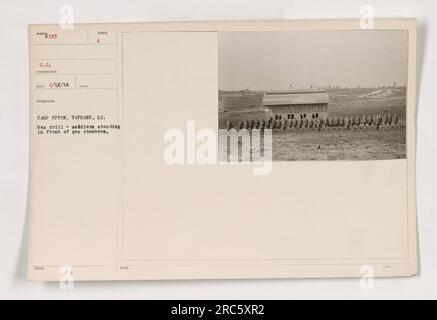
[262,90,329,107]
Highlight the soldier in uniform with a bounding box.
[316,117,321,131]
[273,116,279,130]
[373,114,378,127]
[319,117,324,130]
[281,117,286,130]
[393,113,399,126]
[376,115,382,131]
[267,116,273,129]
[355,115,361,128]
[245,119,250,130]
[360,114,366,128]
[238,120,244,131]
[261,119,266,130]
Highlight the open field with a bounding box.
[272,126,406,161]
[219,88,407,161]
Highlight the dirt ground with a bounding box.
[271,126,406,161]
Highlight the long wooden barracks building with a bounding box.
[262,90,329,121]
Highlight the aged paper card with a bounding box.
[28,19,417,281]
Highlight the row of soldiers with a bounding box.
[226,113,400,131]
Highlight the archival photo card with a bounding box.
[219,30,408,161]
[27,20,417,281]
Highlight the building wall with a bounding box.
[267,103,328,120]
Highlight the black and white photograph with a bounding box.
[219,30,408,161]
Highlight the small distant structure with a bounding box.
[262,90,329,120]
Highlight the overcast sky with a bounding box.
[219,30,408,91]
